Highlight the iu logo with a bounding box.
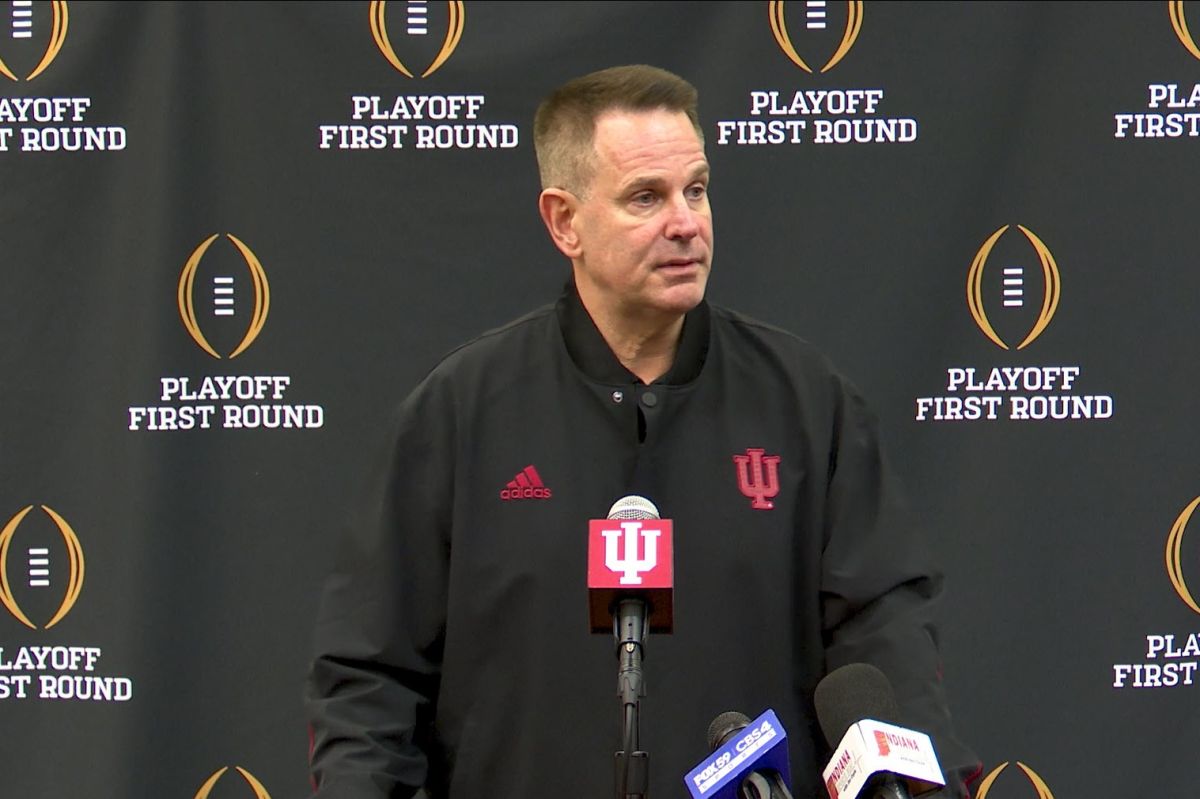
[603,521,660,585]
[873,730,891,757]
[734,448,782,510]
[587,517,673,632]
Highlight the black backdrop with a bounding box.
[3,2,1199,797]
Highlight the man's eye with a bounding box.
[686,184,707,200]
[631,192,656,206]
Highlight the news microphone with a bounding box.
[587,495,674,633]
[684,709,794,799]
[815,664,945,799]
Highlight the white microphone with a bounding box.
[608,495,661,520]
[816,664,945,799]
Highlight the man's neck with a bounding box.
[585,304,685,385]
[609,323,683,385]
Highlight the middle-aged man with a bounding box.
[306,64,980,798]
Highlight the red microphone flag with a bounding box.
[587,517,674,633]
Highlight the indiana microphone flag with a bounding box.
[587,518,673,632]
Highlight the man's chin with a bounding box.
[652,283,707,316]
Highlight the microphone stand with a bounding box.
[614,598,649,799]
[867,776,911,799]
[739,771,795,799]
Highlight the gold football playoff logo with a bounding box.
[769,0,863,73]
[0,505,84,630]
[976,761,1055,799]
[178,233,270,359]
[370,0,464,78]
[1170,1,1200,60]
[1167,496,1200,614]
[967,225,1061,350]
[0,0,68,81]
[194,766,272,799]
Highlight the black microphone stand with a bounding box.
[614,598,649,799]
[739,771,795,799]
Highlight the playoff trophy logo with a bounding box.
[1167,496,1200,615]
[193,766,272,799]
[966,225,1061,351]
[976,761,1055,799]
[769,0,863,73]
[178,234,270,360]
[0,505,84,630]
[1169,1,1200,61]
[370,0,464,78]
[0,0,67,81]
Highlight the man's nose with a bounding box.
[664,195,702,240]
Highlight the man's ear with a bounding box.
[538,188,582,259]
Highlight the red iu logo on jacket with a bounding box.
[734,448,781,510]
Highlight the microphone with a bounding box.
[589,495,674,798]
[683,708,794,799]
[815,664,945,799]
[586,495,674,634]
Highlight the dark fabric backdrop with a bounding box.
[2,2,1198,796]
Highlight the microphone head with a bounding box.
[688,710,793,799]
[607,495,660,520]
[706,710,752,751]
[814,663,902,747]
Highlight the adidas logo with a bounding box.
[500,465,553,500]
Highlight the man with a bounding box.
[306,65,979,798]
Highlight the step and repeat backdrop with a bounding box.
[2,1,1199,796]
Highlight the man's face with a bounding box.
[569,108,713,326]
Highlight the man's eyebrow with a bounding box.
[619,174,668,194]
[621,165,710,194]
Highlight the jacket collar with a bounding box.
[555,277,710,386]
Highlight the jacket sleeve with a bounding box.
[304,373,455,798]
[818,377,981,798]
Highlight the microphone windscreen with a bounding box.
[813,663,902,747]
[706,710,752,751]
[607,495,661,520]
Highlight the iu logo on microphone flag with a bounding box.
[588,519,673,588]
[587,518,673,633]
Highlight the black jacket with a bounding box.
[306,282,979,798]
